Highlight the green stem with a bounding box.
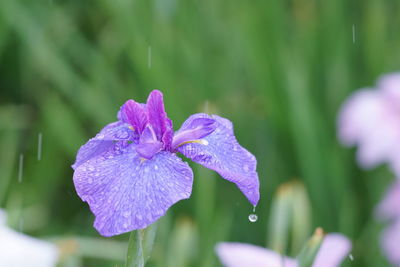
[125,230,144,267]
[125,223,157,267]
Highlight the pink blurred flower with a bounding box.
[381,219,400,265]
[377,180,400,220]
[216,233,351,267]
[338,73,400,173]
[377,180,400,265]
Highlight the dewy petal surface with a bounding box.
[216,242,297,267]
[177,113,259,206]
[72,121,135,170]
[73,146,193,236]
[313,233,352,267]
[146,90,173,149]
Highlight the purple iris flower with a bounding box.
[72,90,259,236]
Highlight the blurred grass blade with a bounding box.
[125,224,157,267]
[165,218,197,267]
[268,181,312,256]
[296,228,324,267]
[291,181,311,253]
[267,182,293,253]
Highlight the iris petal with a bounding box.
[72,121,136,170]
[172,117,216,149]
[176,113,259,206]
[146,90,173,149]
[118,99,148,134]
[73,145,193,236]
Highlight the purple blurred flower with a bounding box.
[216,233,351,267]
[377,180,400,221]
[377,180,400,265]
[338,73,400,173]
[72,90,259,236]
[339,73,400,265]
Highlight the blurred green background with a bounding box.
[0,0,399,266]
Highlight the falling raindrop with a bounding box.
[248,213,258,222]
[18,154,24,183]
[148,46,152,69]
[37,132,42,161]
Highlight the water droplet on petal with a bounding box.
[200,139,209,145]
[123,211,131,218]
[248,214,258,222]
[154,165,159,170]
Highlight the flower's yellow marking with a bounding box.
[128,126,135,131]
[140,158,146,164]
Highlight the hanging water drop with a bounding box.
[349,254,354,261]
[248,213,258,222]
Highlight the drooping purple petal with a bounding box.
[176,113,259,206]
[73,145,193,236]
[313,233,352,267]
[118,99,148,134]
[136,124,163,159]
[172,117,217,149]
[376,181,400,221]
[381,219,400,265]
[216,242,297,267]
[146,90,173,149]
[72,121,136,170]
